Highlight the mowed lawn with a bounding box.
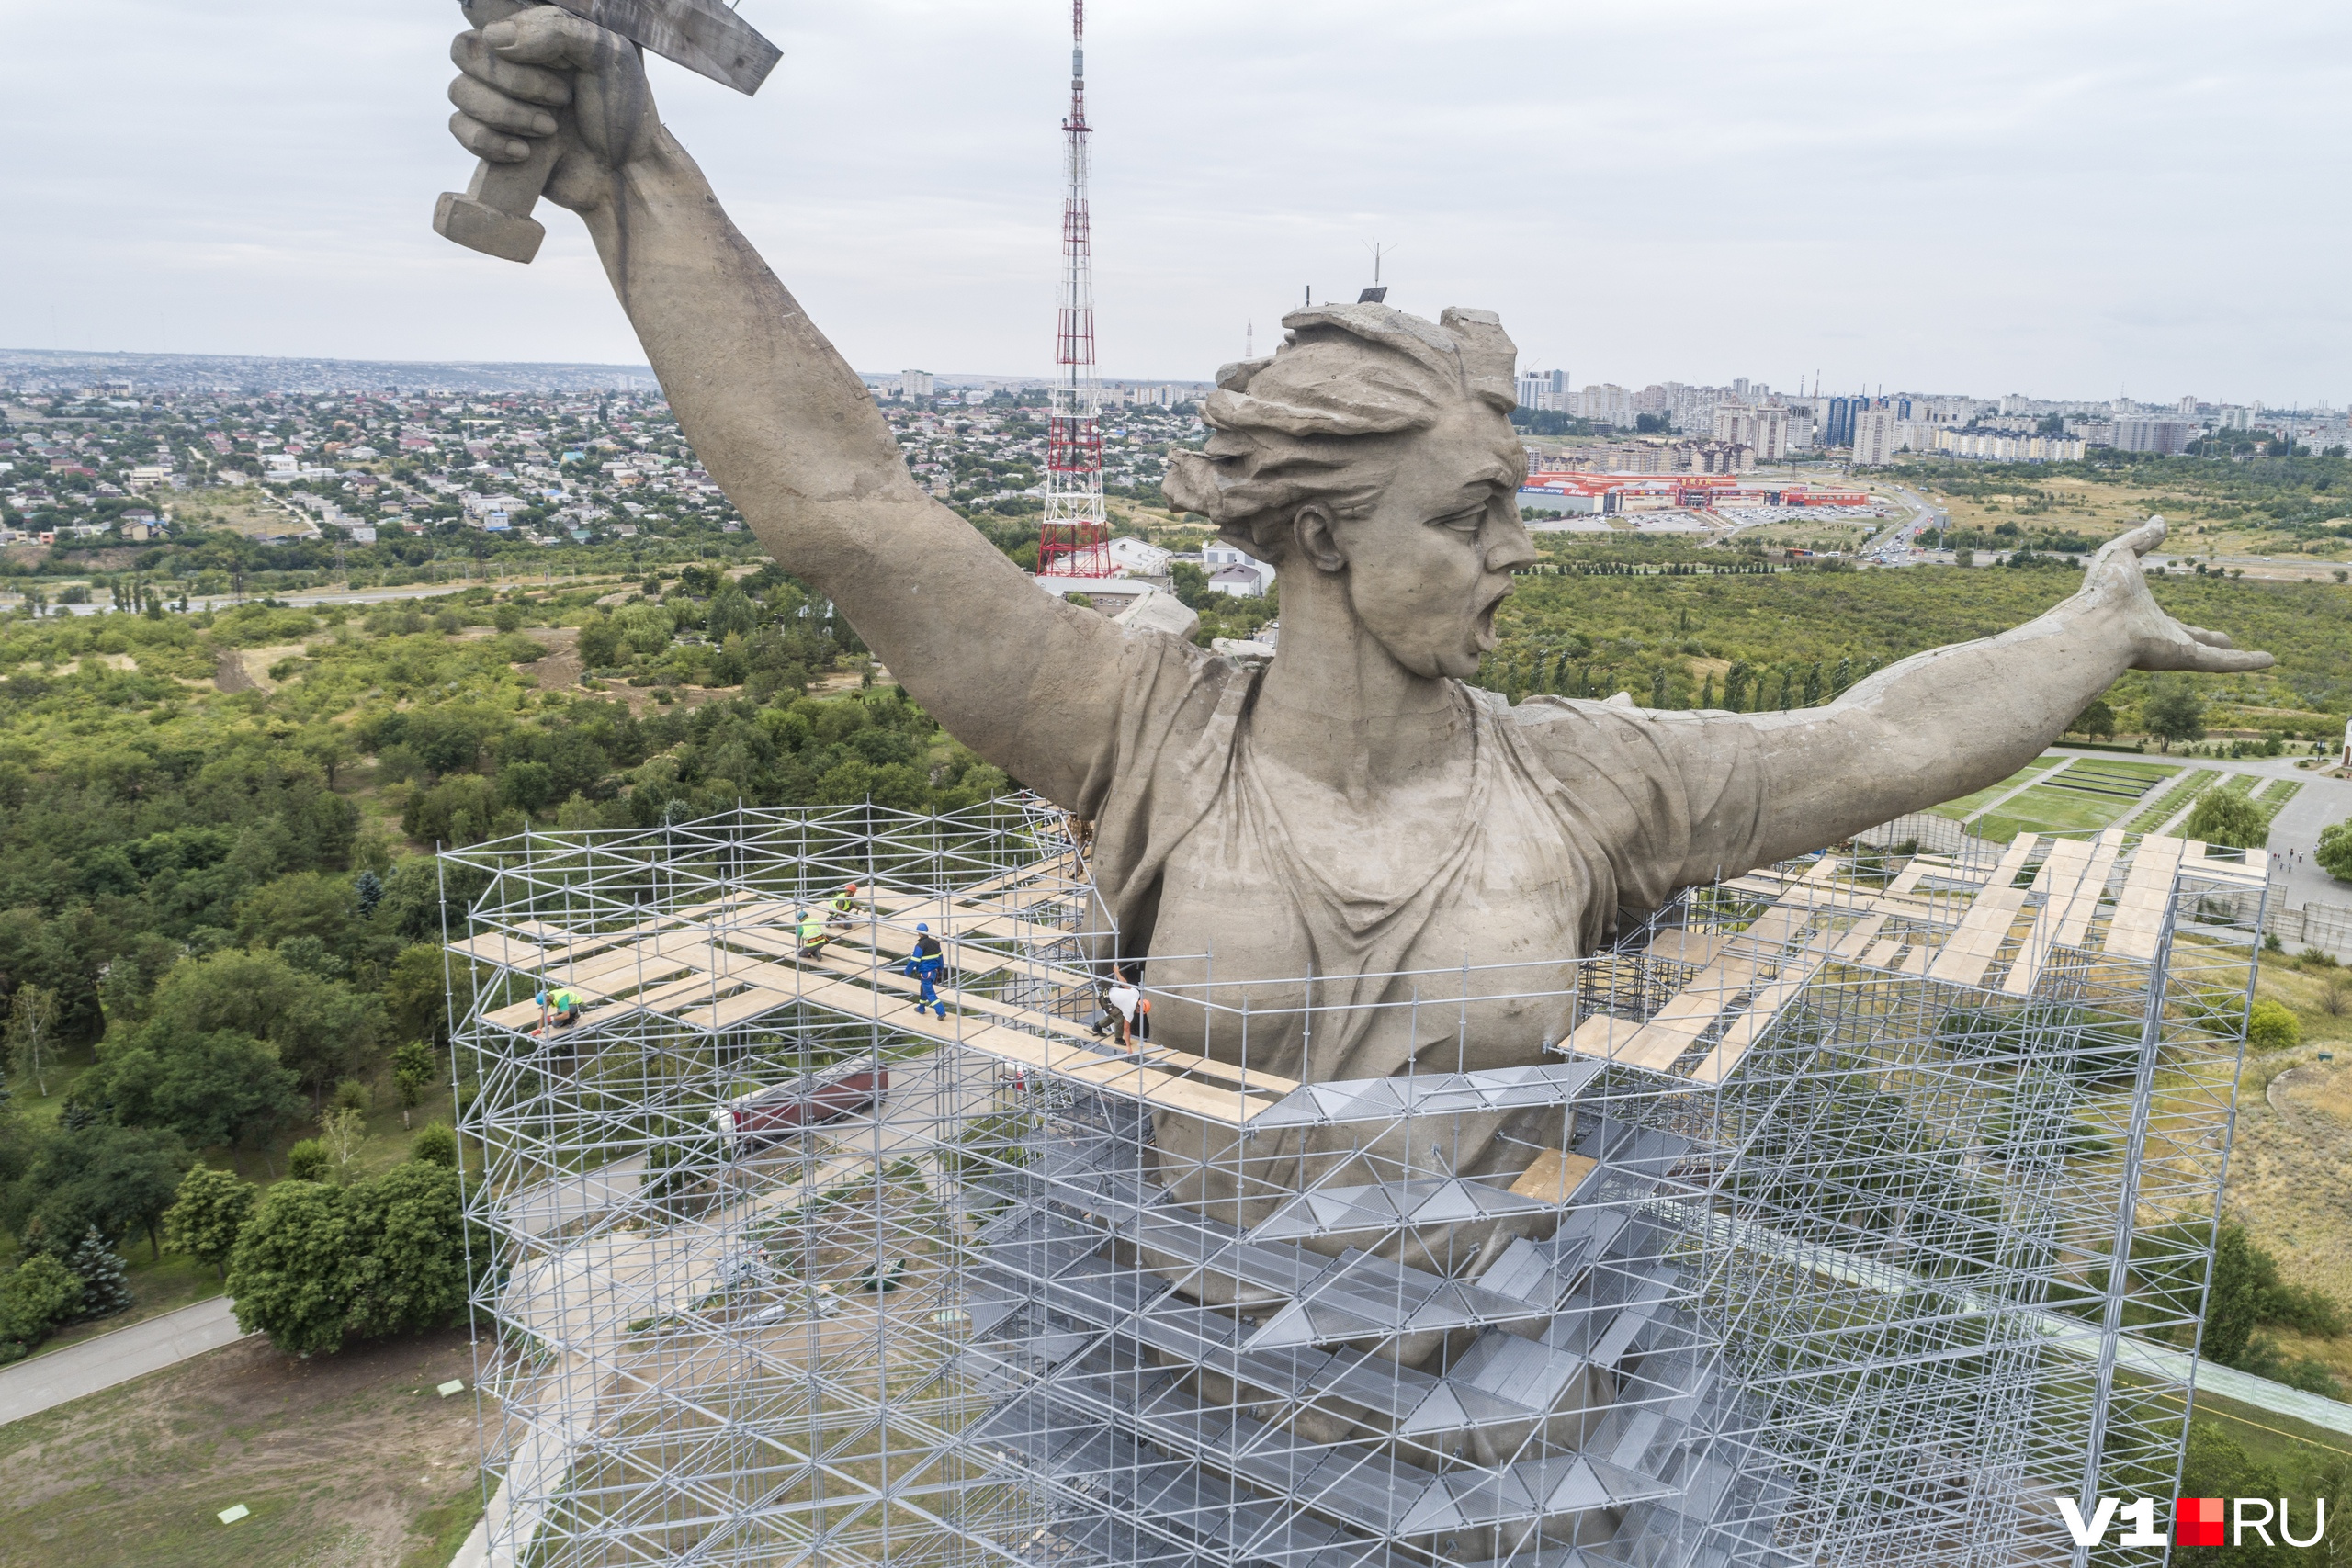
[0,1328,483,1568]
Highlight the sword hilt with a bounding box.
[435,0,559,265]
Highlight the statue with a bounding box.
[443,11,2271,1254]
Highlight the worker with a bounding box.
[796,907,829,961]
[901,922,947,1019]
[537,987,582,1034]
[1104,974,1140,1049]
[828,881,861,927]
[1119,965,1151,1043]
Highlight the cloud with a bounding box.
[2,0,2347,401]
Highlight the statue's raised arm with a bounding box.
[445,5,2275,1027]
[444,8,1125,805]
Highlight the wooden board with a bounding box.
[1509,1149,1600,1205]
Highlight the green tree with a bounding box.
[344,1159,471,1339]
[227,1179,355,1356]
[2142,682,2206,751]
[1170,561,1210,609]
[163,1166,258,1280]
[2175,1420,2293,1568]
[392,1040,436,1128]
[2183,788,2267,850]
[2318,818,2352,884]
[2202,1218,2265,1367]
[0,1255,84,1359]
[2066,698,2116,739]
[384,945,481,1047]
[66,1225,132,1318]
[140,947,380,1103]
[577,614,623,667]
[4,1122,192,1259]
[287,1138,330,1182]
[90,1026,302,1151]
[411,1121,458,1168]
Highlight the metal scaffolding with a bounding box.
[447,801,2263,1567]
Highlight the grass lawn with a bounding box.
[1927,760,2063,822]
[0,1327,482,1568]
[1973,783,2144,840]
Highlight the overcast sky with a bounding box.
[3,0,2347,402]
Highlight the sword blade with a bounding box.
[546,0,781,95]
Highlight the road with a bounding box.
[0,1296,252,1425]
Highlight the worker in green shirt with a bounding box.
[797,908,829,961]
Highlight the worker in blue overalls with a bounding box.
[902,922,947,1019]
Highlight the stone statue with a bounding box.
[444,12,2271,1248]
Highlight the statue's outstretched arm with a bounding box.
[1687,518,2272,875]
[445,9,1124,805]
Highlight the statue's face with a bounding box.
[1329,410,1535,680]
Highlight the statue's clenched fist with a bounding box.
[446,4,662,217]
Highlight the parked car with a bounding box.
[713,1062,888,1153]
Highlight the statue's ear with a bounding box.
[1292,503,1347,574]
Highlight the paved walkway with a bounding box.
[0,1296,252,1425]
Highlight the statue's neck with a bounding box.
[1250,568,1468,807]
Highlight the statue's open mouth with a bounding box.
[1472,587,1508,650]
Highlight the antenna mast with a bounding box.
[1038,0,1111,579]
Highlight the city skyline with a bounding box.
[2,0,2347,400]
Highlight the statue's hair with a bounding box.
[1164,303,1521,562]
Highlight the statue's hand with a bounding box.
[447,6,662,216]
[2075,517,2274,673]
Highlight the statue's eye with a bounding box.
[1430,507,1485,535]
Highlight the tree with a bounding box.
[392,1041,436,1128]
[66,1225,132,1319]
[344,1158,471,1339]
[2318,818,2352,884]
[7,983,57,1097]
[411,1122,458,1168]
[163,1166,258,1280]
[320,1107,367,1182]
[90,1025,303,1152]
[287,1138,330,1182]
[2183,788,2267,850]
[227,1179,355,1356]
[5,1122,192,1259]
[0,1255,84,1359]
[2202,1218,2265,1367]
[2142,682,2206,751]
[2065,698,2116,740]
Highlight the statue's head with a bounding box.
[1165,303,1533,679]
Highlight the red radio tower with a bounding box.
[1037,0,1111,579]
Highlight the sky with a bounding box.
[3,0,2348,403]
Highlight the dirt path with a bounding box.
[520,625,581,690]
[211,643,306,695]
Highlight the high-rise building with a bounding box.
[1712,403,1789,462]
[2112,415,2191,456]
[901,369,935,400]
[1824,395,1867,449]
[1850,407,1896,467]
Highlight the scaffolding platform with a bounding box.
[448,802,2263,1567]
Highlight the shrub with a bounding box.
[410,1122,458,1168]
[163,1166,258,1280]
[0,1255,85,1360]
[2246,998,2300,1053]
[287,1138,330,1182]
